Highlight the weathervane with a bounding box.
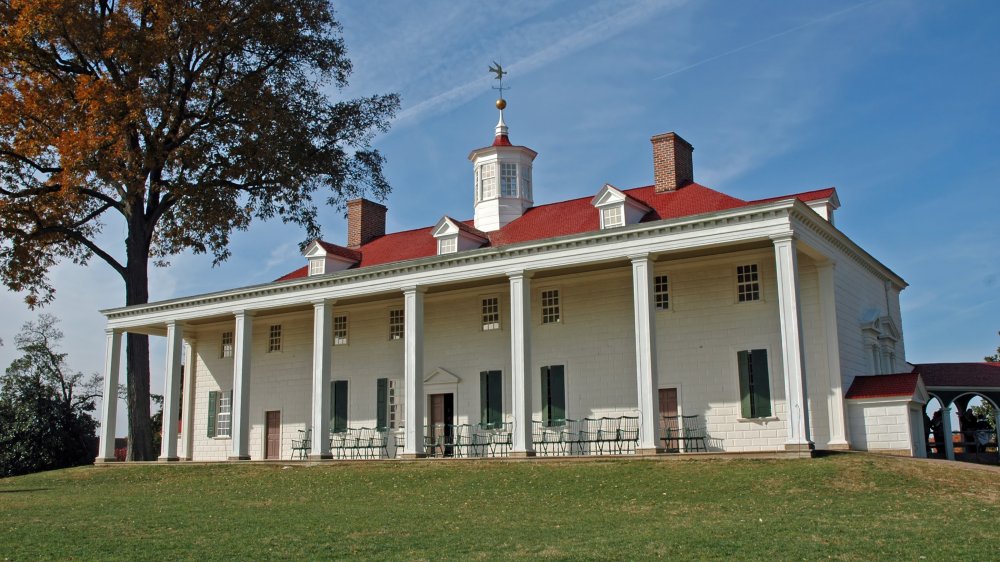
[488,60,508,110]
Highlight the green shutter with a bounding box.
[750,349,772,418]
[540,366,550,426]
[334,380,348,433]
[329,380,336,429]
[207,390,218,437]
[488,370,503,427]
[480,371,490,426]
[376,378,388,430]
[549,365,566,424]
[737,351,752,419]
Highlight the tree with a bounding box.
[985,331,999,362]
[0,314,101,476]
[0,1,399,459]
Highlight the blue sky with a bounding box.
[0,1,997,418]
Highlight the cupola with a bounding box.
[468,96,537,232]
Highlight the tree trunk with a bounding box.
[124,226,154,461]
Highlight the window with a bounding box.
[480,162,497,200]
[474,166,481,202]
[207,390,233,438]
[438,237,457,255]
[268,324,282,352]
[330,380,348,433]
[654,275,669,310]
[333,315,348,346]
[377,378,404,430]
[482,297,500,331]
[308,259,324,276]
[221,331,234,358]
[541,289,561,324]
[480,371,503,428]
[541,365,566,427]
[389,309,404,340]
[736,264,760,302]
[520,167,532,200]
[389,379,404,429]
[601,205,624,228]
[737,349,772,418]
[500,162,517,197]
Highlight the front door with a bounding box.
[265,410,281,460]
[658,388,679,451]
[429,393,454,457]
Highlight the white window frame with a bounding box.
[308,258,324,276]
[520,165,532,200]
[654,275,669,311]
[389,308,404,341]
[267,324,282,353]
[474,165,481,202]
[388,378,404,429]
[482,296,501,331]
[438,236,457,255]
[601,205,625,229]
[221,331,234,358]
[736,263,761,303]
[480,162,497,200]
[216,392,232,438]
[541,288,561,325]
[333,314,349,346]
[500,162,517,197]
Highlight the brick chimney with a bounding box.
[346,198,387,248]
[651,132,694,193]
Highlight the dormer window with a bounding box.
[308,258,324,276]
[601,206,624,228]
[438,236,457,255]
[591,183,652,230]
[432,216,488,256]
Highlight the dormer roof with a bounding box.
[431,216,489,241]
[303,240,362,263]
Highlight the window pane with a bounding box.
[602,206,624,228]
[221,331,233,358]
[216,393,232,437]
[389,309,404,340]
[501,162,517,197]
[654,275,669,310]
[439,237,457,254]
[541,289,561,324]
[333,315,348,346]
[736,264,760,302]
[482,297,500,331]
[480,163,497,200]
[268,325,282,352]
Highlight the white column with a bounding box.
[96,329,122,462]
[817,261,849,449]
[310,299,333,459]
[230,310,254,460]
[179,339,197,460]
[630,254,661,453]
[771,233,813,450]
[402,287,426,458]
[508,271,535,456]
[941,405,955,461]
[159,321,184,461]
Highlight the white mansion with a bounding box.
[96,106,925,462]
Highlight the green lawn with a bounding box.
[0,454,997,560]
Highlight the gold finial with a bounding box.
[496,98,507,110]
[489,60,508,110]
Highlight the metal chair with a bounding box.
[291,429,311,459]
[618,415,639,454]
[330,430,349,459]
[579,417,602,455]
[597,416,621,454]
[681,415,707,452]
[489,421,512,457]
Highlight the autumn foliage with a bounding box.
[0,0,399,459]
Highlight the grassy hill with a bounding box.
[0,453,997,560]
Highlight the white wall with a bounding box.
[846,400,915,454]
[184,247,840,459]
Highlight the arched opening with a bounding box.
[925,395,946,459]
[950,392,998,464]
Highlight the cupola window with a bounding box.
[480,162,497,200]
[501,163,518,197]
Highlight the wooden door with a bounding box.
[658,388,678,450]
[429,394,455,456]
[265,410,281,460]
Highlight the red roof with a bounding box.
[845,373,921,400]
[276,183,836,281]
[315,240,362,262]
[913,363,1000,388]
[492,134,512,147]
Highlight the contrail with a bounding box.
[653,0,879,81]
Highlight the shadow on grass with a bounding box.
[0,488,51,493]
